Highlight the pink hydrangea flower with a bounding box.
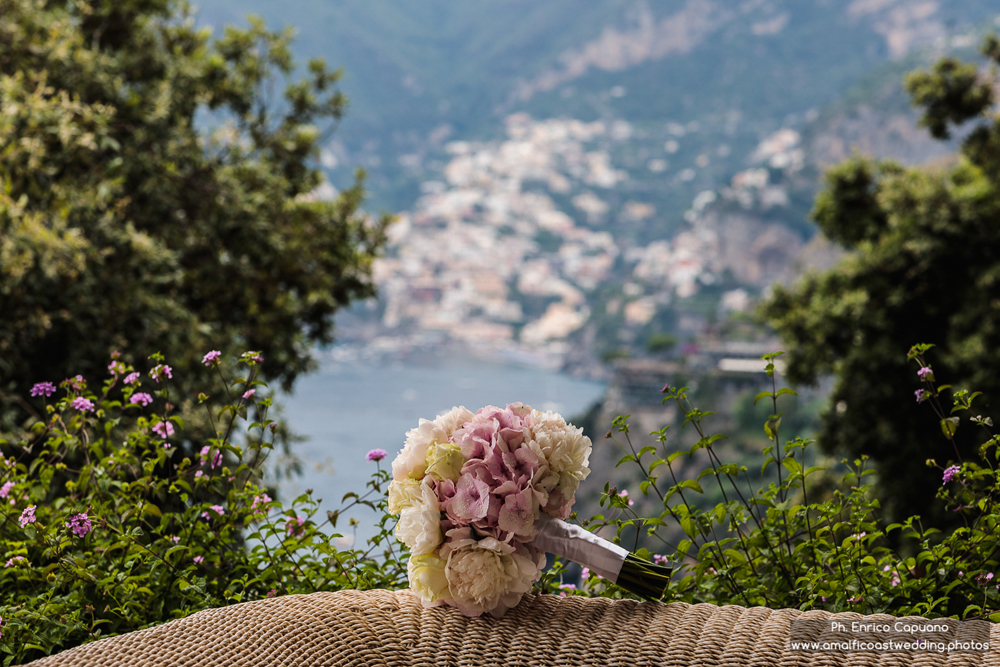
[130,392,153,406]
[202,350,221,366]
[152,421,174,438]
[366,449,387,462]
[123,372,140,385]
[71,397,95,412]
[19,505,36,528]
[243,388,255,400]
[0,481,13,499]
[66,513,92,537]
[30,382,56,397]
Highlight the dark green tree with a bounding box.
[0,0,387,430]
[762,37,1000,524]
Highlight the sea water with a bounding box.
[276,356,606,546]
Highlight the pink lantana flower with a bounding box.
[66,513,92,537]
[152,421,174,438]
[150,364,173,382]
[123,372,140,385]
[30,382,56,398]
[130,392,153,406]
[18,505,36,528]
[286,516,305,537]
[251,494,272,513]
[71,397,95,413]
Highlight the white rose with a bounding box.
[408,553,451,607]
[395,481,443,556]
[387,478,423,514]
[424,439,465,481]
[392,406,474,481]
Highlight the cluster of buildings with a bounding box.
[365,115,804,366]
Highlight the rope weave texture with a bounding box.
[22,589,1000,666]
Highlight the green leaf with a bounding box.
[940,417,959,437]
[680,480,704,494]
[753,391,773,405]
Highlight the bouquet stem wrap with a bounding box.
[532,513,672,601]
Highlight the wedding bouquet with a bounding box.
[387,403,671,617]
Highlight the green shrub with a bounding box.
[0,351,405,665]
[570,346,1000,621]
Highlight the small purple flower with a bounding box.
[199,446,211,458]
[243,388,255,400]
[66,512,92,537]
[212,450,222,469]
[660,383,670,394]
[0,481,13,499]
[130,392,153,406]
[202,350,221,366]
[66,375,85,390]
[210,504,225,515]
[917,366,932,379]
[942,464,960,485]
[71,397,95,413]
[150,364,173,382]
[267,589,277,598]
[915,389,925,402]
[18,505,36,528]
[193,556,204,564]
[108,361,127,375]
[194,470,204,479]
[4,556,26,568]
[367,448,387,462]
[169,536,180,543]
[152,421,175,438]
[30,382,56,398]
[123,372,140,385]
[619,489,634,506]
[652,554,669,565]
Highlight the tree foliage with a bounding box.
[0,0,387,432]
[762,38,1000,523]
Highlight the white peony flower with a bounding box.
[527,410,591,481]
[395,481,443,555]
[392,406,474,481]
[387,478,423,514]
[408,553,451,606]
[441,528,543,617]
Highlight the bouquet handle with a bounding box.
[531,512,672,601]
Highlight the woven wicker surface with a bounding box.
[22,589,1000,667]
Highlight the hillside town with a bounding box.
[355,112,818,369]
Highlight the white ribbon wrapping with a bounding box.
[531,512,628,583]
